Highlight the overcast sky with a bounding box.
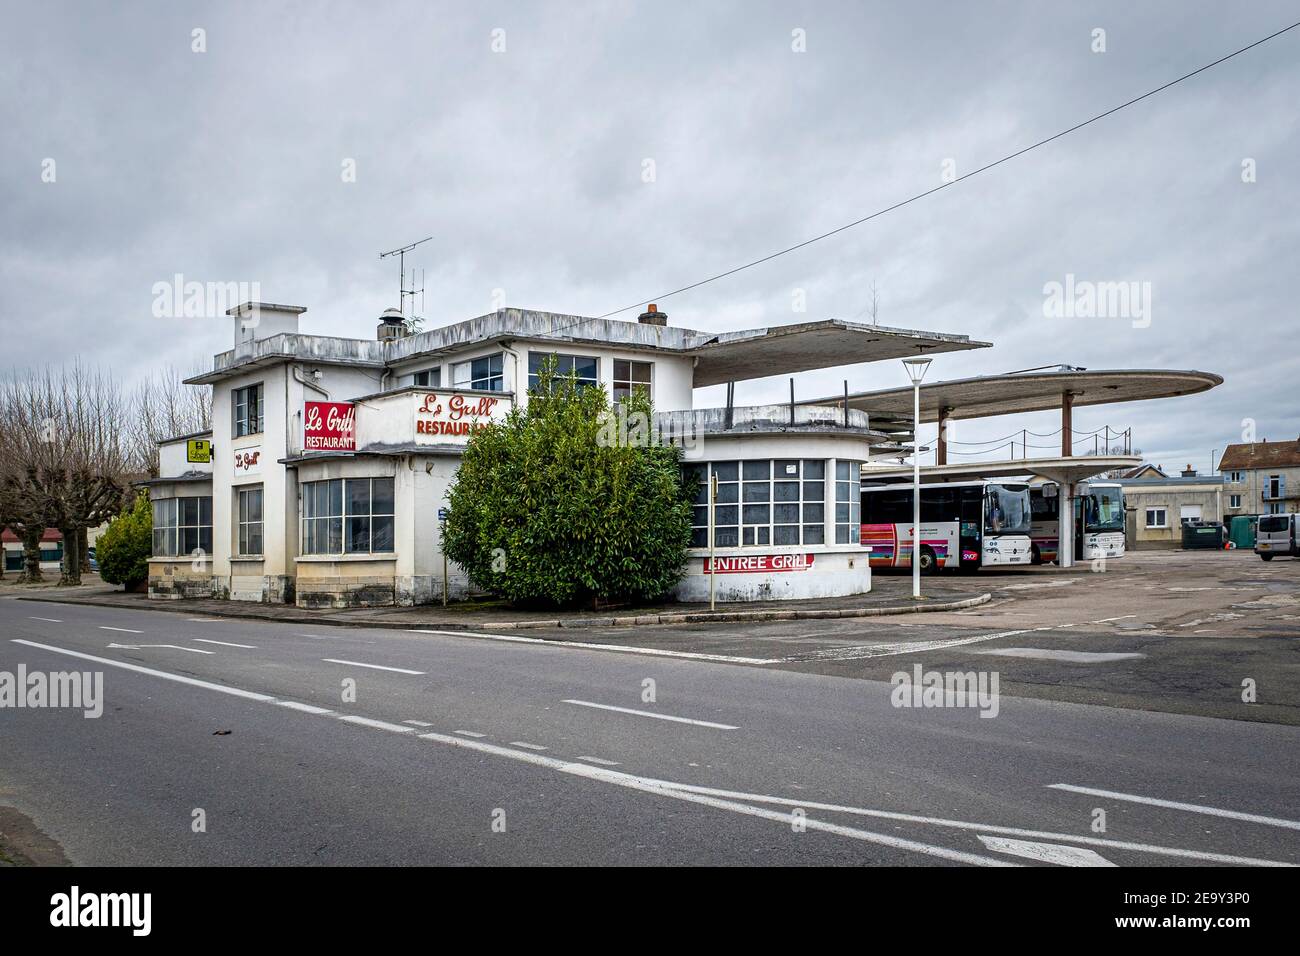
[2,1,1297,473]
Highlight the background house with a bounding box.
[1219,438,1300,517]
[1116,468,1224,549]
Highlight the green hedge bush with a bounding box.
[97,493,152,590]
[442,363,692,607]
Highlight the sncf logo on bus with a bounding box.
[704,554,815,574]
[416,392,503,439]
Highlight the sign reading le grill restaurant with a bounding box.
[415,392,505,441]
[304,401,356,451]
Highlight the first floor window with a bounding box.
[613,359,653,403]
[1145,507,1167,529]
[452,353,504,391]
[152,496,213,557]
[302,478,394,555]
[413,368,440,387]
[528,352,598,393]
[1227,471,1244,483]
[683,460,828,548]
[1229,494,1242,509]
[233,383,263,437]
[237,487,264,556]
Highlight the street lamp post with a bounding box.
[903,357,932,599]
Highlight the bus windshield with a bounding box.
[1084,488,1125,532]
[984,484,1031,536]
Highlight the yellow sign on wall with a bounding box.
[186,439,212,463]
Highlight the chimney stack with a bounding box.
[377,307,408,342]
[638,303,667,326]
[1181,464,1197,477]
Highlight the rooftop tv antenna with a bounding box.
[379,236,432,318]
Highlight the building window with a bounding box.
[683,460,828,549]
[1229,494,1242,509]
[152,496,213,557]
[302,478,394,555]
[233,384,263,437]
[237,487,264,556]
[1265,474,1284,500]
[527,352,598,394]
[613,359,653,403]
[451,353,504,391]
[413,368,440,387]
[835,460,862,544]
[1145,507,1167,529]
[1227,471,1244,483]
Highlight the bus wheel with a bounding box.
[1030,544,1042,566]
[1260,553,1273,561]
[918,546,937,573]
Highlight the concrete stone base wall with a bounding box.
[671,548,871,603]
[228,573,294,603]
[148,562,217,600]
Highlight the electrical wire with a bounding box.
[548,21,1299,331]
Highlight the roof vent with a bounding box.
[638,303,667,326]
[377,308,408,342]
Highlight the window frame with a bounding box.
[151,495,213,558]
[684,459,829,549]
[1145,507,1168,529]
[451,353,504,392]
[301,477,395,556]
[413,367,441,388]
[236,486,264,557]
[232,383,264,438]
[612,359,653,403]
[527,351,599,394]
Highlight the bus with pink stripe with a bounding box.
[860,480,1033,571]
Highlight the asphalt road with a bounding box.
[2,593,1298,866]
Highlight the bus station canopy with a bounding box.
[804,368,1223,436]
[860,456,1142,486]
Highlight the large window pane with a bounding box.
[371,516,395,553]
[371,479,394,515]
[346,479,370,516]
[346,517,370,553]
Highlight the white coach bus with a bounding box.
[860,479,1033,572]
[1028,481,1126,564]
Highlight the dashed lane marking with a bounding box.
[562,699,738,730]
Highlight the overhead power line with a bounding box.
[573,20,1298,324]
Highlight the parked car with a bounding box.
[87,547,99,571]
[1256,514,1299,560]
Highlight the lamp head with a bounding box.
[902,357,932,384]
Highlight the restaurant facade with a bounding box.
[145,302,987,606]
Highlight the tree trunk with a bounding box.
[20,528,43,583]
[59,526,82,586]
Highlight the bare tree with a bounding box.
[128,366,212,477]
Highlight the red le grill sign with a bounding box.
[304,401,356,451]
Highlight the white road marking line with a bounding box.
[321,658,425,675]
[411,730,1013,867]
[1048,784,1300,831]
[186,618,222,622]
[650,780,1294,867]
[1092,615,1137,624]
[335,715,415,733]
[11,640,274,702]
[579,756,620,766]
[277,701,334,715]
[453,730,487,738]
[977,835,1115,867]
[106,642,214,655]
[28,616,63,623]
[782,628,1036,663]
[193,639,257,649]
[563,699,738,730]
[295,633,344,639]
[409,629,779,665]
[403,719,434,727]
[509,741,549,751]
[99,626,142,634]
[973,648,1145,664]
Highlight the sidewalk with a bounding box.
[10,574,990,630]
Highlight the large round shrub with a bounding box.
[97,493,152,590]
[442,365,692,607]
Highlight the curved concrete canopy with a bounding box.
[860,456,1142,485]
[804,368,1223,433]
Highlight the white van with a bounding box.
[1256,514,1299,560]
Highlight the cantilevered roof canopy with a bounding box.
[860,456,1142,486]
[686,320,990,388]
[803,368,1223,435]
